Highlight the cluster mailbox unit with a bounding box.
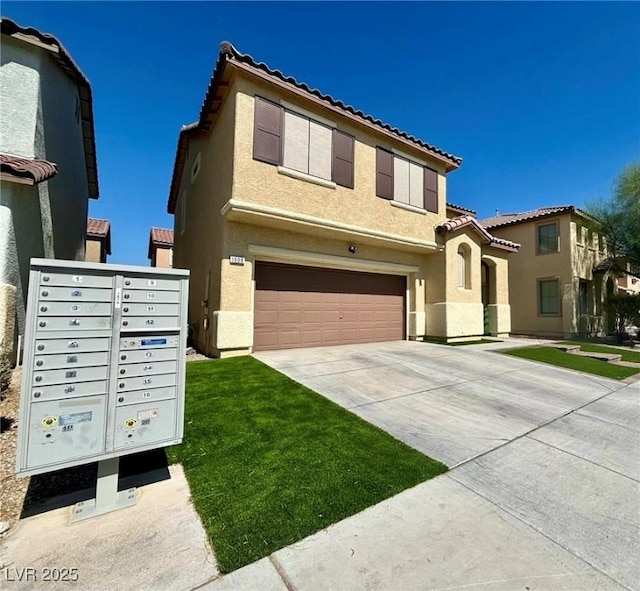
[16,259,189,520]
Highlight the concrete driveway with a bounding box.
[248,340,640,591]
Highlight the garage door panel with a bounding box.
[254,262,405,351]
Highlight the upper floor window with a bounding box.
[375,147,438,213]
[537,222,559,254]
[179,189,188,235]
[253,97,354,188]
[190,152,201,183]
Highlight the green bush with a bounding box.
[607,293,640,342]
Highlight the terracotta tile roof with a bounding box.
[168,42,462,213]
[1,17,98,198]
[86,218,111,255]
[480,205,595,229]
[446,202,477,217]
[0,153,58,184]
[148,227,174,259]
[436,215,520,252]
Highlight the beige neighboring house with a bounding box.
[617,271,640,296]
[167,42,519,357]
[85,218,111,263]
[482,206,618,338]
[0,18,99,360]
[148,228,174,268]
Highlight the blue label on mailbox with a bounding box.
[59,411,92,426]
[141,338,167,346]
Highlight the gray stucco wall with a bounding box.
[0,35,90,352]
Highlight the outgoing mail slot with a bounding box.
[39,286,113,302]
[119,348,178,364]
[121,277,180,291]
[120,316,180,330]
[113,398,178,450]
[121,290,180,304]
[36,316,112,332]
[33,351,110,370]
[117,360,177,378]
[39,272,113,289]
[32,365,109,386]
[121,303,180,316]
[31,380,109,402]
[34,337,111,355]
[116,386,177,406]
[117,373,176,392]
[38,301,113,316]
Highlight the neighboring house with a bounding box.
[0,17,99,359]
[148,227,174,268]
[482,206,617,338]
[85,217,111,263]
[167,42,519,357]
[617,270,640,296]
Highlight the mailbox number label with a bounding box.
[72,276,83,283]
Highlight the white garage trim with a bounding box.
[248,244,419,275]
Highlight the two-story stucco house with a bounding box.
[482,206,617,338]
[0,18,99,359]
[168,43,519,357]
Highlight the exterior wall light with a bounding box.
[348,245,358,254]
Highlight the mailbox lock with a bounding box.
[39,321,46,328]
[122,320,129,326]
[120,369,126,375]
[36,360,44,367]
[124,293,130,300]
[119,382,125,388]
[118,396,125,403]
[123,307,129,312]
[37,344,45,351]
[42,275,50,282]
[120,354,127,360]
[124,418,137,430]
[33,391,41,398]
[35,376,42,382]
[41,290,49,297]
[40,306,48,312]
[42,415,58,429]
[124,280,131,286]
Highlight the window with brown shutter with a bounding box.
[332,130,354,188]
[423,167,438,213]
[253,97,283,165]
[376,148,393,200]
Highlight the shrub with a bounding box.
[0,352,11,396]
[607,293,640,342]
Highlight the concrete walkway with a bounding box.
[238,340,639,591]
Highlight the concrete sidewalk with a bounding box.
[1,465,218,591]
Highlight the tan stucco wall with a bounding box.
[172,85,237,352]
[84,238,103,263]
[231,74,448,244]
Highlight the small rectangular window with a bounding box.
[538,223,559,254]
[539,279,560,315]
[179,189,187,235]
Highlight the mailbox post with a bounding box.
[15,259,189,521]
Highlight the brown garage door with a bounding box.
[254,262,406,351]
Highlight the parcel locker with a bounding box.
[16,260,189,478]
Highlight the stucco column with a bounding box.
[0,283,17,358]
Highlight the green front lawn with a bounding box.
[167,357,447,573]
[560,341,640,363]
[502,346,640,380]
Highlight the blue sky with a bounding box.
[5,2,640,265]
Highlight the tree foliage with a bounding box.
[587,162,640,277]
[607,293,640,342]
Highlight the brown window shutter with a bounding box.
[424,167,438,213]
[376,148,393,200]
[253,97,283,165]
[332,130,354,188]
